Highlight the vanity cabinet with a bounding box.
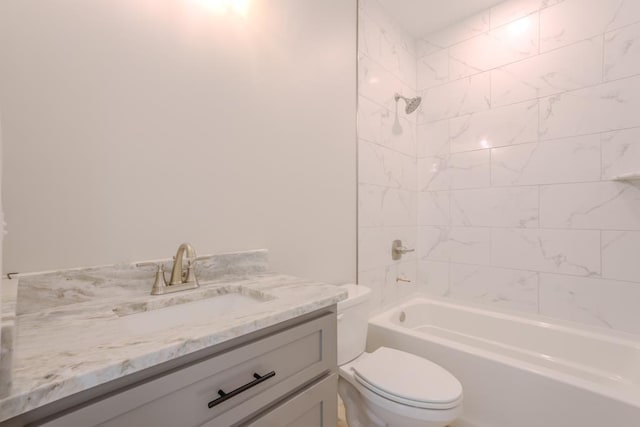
[242,374,337,427]
[34,312,337,427]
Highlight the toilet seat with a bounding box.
[351,347,462,410]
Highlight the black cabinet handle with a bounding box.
[208,371,276,409]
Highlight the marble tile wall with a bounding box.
[413,0,640,335]
[357,0,420,312]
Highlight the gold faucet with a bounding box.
[169,242,198,287]
[148,243,200,295]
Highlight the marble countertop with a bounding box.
[0,279,18,399]
[0,250,347,422]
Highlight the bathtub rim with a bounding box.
[371,293,640,347]
[368,295,640,409]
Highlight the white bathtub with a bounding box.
[367,297,640,427]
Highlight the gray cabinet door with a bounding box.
[240,374,337,427]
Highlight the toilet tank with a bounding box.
[337,284,371,365]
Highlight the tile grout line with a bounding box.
[416,6,569,62]
[434,127,640,160]
[417,17,640,94]
[600,230,603,282]
[416,70,640,127]
[414,223,640,234]
[419,177,634,192]
[602,32,606,82]
[439,258,639,287]
[359,136,418,160]
[356,0,361,287]
[359,50,417,92]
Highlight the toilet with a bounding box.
[337,284,463,427]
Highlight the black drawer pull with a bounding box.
[208,371,276,409]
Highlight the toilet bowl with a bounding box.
[337,285,462,427]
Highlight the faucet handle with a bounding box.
[183,258,199,286]
[150,264,168,295]
[391,239,415,260]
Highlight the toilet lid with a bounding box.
[351,347,462,409]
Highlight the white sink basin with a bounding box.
[116,292,267,335]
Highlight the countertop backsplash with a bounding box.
[15,249,269,316]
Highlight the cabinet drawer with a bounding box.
[237,374,337,427]
[38,313,336,427]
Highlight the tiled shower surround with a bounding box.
[358,0,419,313]
[358,0,640,335]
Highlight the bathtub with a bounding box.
[366,297,640,427]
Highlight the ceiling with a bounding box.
[376,0,507,38]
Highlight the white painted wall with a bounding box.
[0,0,357,284]
[0,117,3,354]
